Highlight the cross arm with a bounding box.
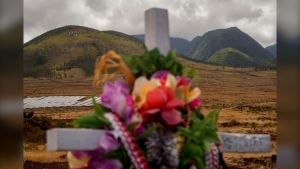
[47,128,271,153]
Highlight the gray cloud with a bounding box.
[24,0,276,47]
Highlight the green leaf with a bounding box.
[194,156,205,169]
[101,148,124,159]
[149,47,160,57]
[165,56,174,68]
[170,63,178,75]
[137,125,157,140]
[127,122,140,133]
[169,49,176,58]
[205,132,221,144]
[92,96,110,115]
[178,126,196,139]
[102,146,132,169]
[136,57,152,73]
[195,107,204,120]
[203,140,211,152]
[187,67,195,79]
[71,112,108,128]
[96,115,111,127]
[214,109,220,124]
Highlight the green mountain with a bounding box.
[184,36,202,57]
[131,34,190,55]
[185,27,274,61]
[24,25,145,77]
[208,48,276,68]
[265,44,276,57]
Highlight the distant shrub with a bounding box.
[229,119,241,126]
[55,120,69,128]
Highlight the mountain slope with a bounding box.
[187,27,274,61]
[208,47,276,68]
[24,25,145,77]
[265,44,276,57]
[184,36,202,57]
[131,34,190,54]
[208,48,257,67]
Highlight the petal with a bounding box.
[139,81,157,100]
[158,85,174,100]
[67,151,91,169]
[110,93,127,117]
[188,98,201,110]
[175,86,185,100]
[99,132,121,153]
[161,109,182,125]
[151,70,170,78]
[165,74,177,90]
[133,123,146,136]
[85,147,105,157]
[187,87,201,103]
[88,158,123,169]
[114,79,129,94]
[128,113,142,124]
[165,99,184,109]
[125,96,135,123]
[100,159,123,169]
[176,76,186,87]
[132,76,148,96]
[100,95,112,109]
[143,108,160,114]
[146,88,168,108]
[103,81,117,94]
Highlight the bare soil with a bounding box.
[23,61,277,169]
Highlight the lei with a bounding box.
[66,48,224,169]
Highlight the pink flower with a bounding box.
[188,98,201,110]
[100,79,134,123]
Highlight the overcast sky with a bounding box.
[24,0,276,47]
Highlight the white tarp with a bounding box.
[23,96,101,109]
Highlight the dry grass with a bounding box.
[24,151,68,163]
[23,57,277,168]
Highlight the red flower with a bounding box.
[139,86,184,125]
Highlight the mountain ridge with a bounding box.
[265,44,276,57]
[185,27,274,61]
[24,25,276,78]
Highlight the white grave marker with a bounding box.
[47,8,271,153]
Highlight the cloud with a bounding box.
[24,0,276,47]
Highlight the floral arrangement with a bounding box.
[67,48,226,169]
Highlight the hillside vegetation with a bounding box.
[24,25,144,77]
[24,25,276,78]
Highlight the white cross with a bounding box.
[46,8,271,153]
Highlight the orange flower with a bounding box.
[175,76,201,104]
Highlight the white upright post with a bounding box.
[145,8,170,56]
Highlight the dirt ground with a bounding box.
[23,62,277,169]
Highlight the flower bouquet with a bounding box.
[67,48,227,169]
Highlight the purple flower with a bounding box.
[151,70,171,79]
[70,132,123,169]
[98,132,121,153]
[88,158,123,169]
[100,79,134,123]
